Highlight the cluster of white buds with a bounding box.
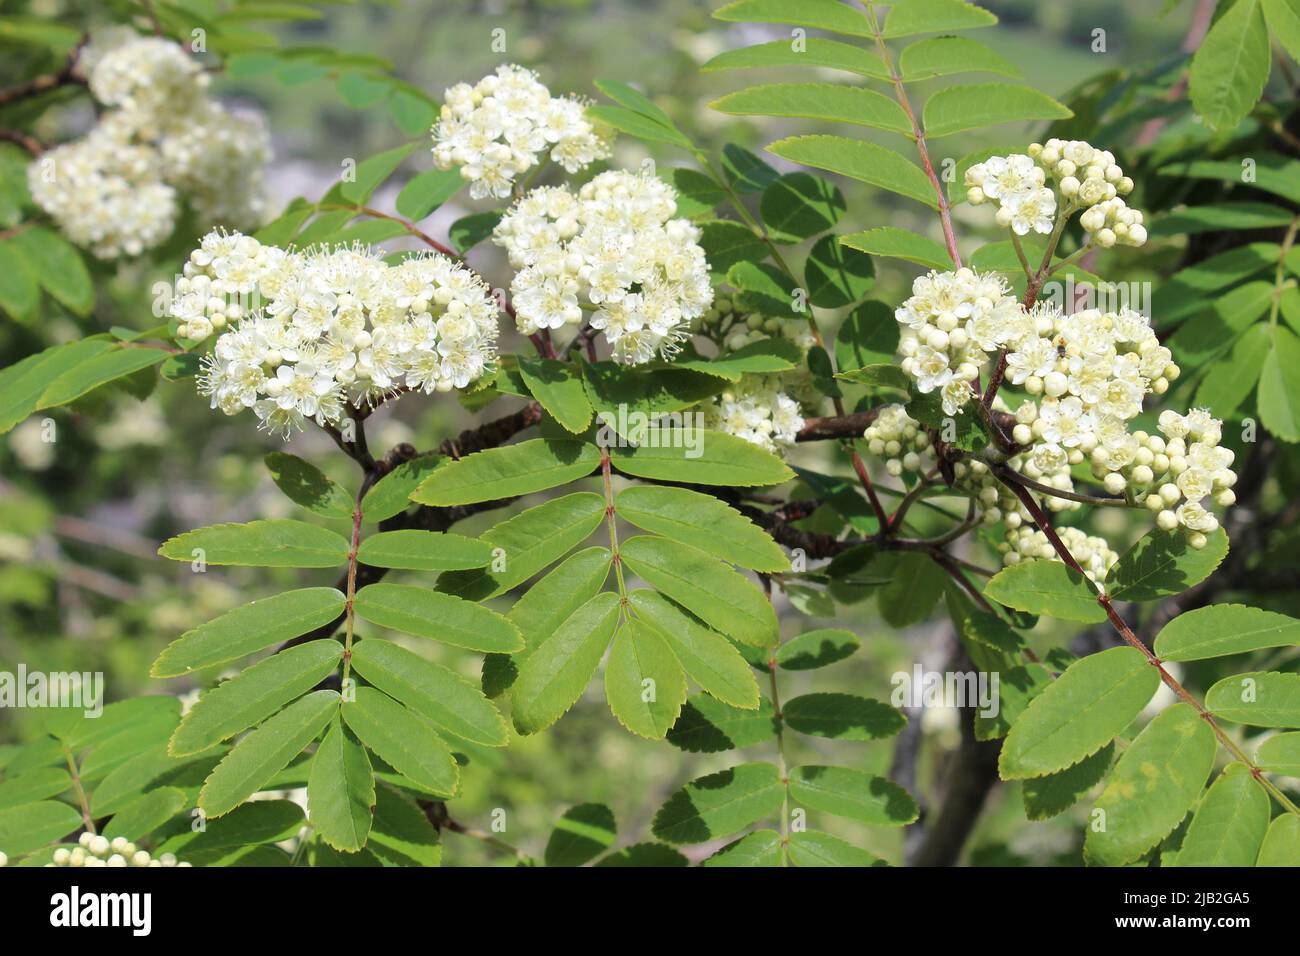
[45,832,191,868]
[1141,409,1236,546]
[1001,525,1119,582]
[894,267,1023,416]
[178,229,500,437]
[493,170,713,364]
[964,154,1056,236]
[705,374,806,454]
[1028,139,1146,247]
[28,29,270,258]
[432,64,612,200]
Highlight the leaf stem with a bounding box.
[63,745,95,835]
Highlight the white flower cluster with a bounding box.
[1141,409,1236,545]
[28,30,270,258]
[964,154,1056,236]
[895,267,1022,416]
[432,64,612,200]
[966,140,1146,248]
[1001,525,1119,582]
[178,230,500,437]
[493,170,713,364]
[46,832,191,868]
[705,374,806,454]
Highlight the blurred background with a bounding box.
[0,0,1206,864]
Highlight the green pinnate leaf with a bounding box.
[840,228,953,271]
[776,628,860,671]
[1021,742,1115,821]
[38,347,171,409]
[783,693,906,740]
[517,359,594,433]
[0,801,83,856]
[1153,604,1300,662]
[898,35,1021,80]
[395,167,462,221]
[998,647,1159,780]
[713,0,873,38]
[338,143,415,204]
[767,135,937,209]
[667,694,778,753]
[922,83,1072,138]
[702,38,888,79]
[786,830,882,866]
[1104,528,1229,602]
[545,803,617,867]
[1189,0,1269,132]
[630,590,761,709]
[102,787,187,842]
[1257,814,1300,866]
[436,493,607,601]
[1258,327,1300,441]
[360,455,442,522]
[1256,732,1300,776]
[712,83,911,136]
[883,0,997,38]
[610,431,794,488]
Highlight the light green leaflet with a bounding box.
[353,583,523,653]
[354,529,493,571]
[620,535,778,646]
[603,620,687,739]
[169,640,343,756]
[788,765,918,826]
[512,591,622,735]
[984,560,1105,624]
[349,639,507,746]
[307,717,374,852]
[629,590,760,709]
[1084,704,1216,866]
[608,429,794,487]
[651,762,785,844]
[436,492,606,601]
[999,647,1158,780]
[199,690,340,818]
[410,439,600,506]
[1153,604,1300,662]
[151,587,346,677]
[158,520,351,568]
[341,687,458,797]
[1205,671,1300,727]
[615,485,788,571]
[1172,764,1270,867]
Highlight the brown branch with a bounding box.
[0,34,88,108]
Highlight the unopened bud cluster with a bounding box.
[177,229,500,437]
[44,832,191,868]
[433,65,612,200]
[29,28,270,258]
[694,298,819,455]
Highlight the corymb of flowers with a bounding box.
[432,63,613,199]
[27,28,271,259]
[492,169,714,365]
[175,230,500,437]
[874,139,1235,581]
